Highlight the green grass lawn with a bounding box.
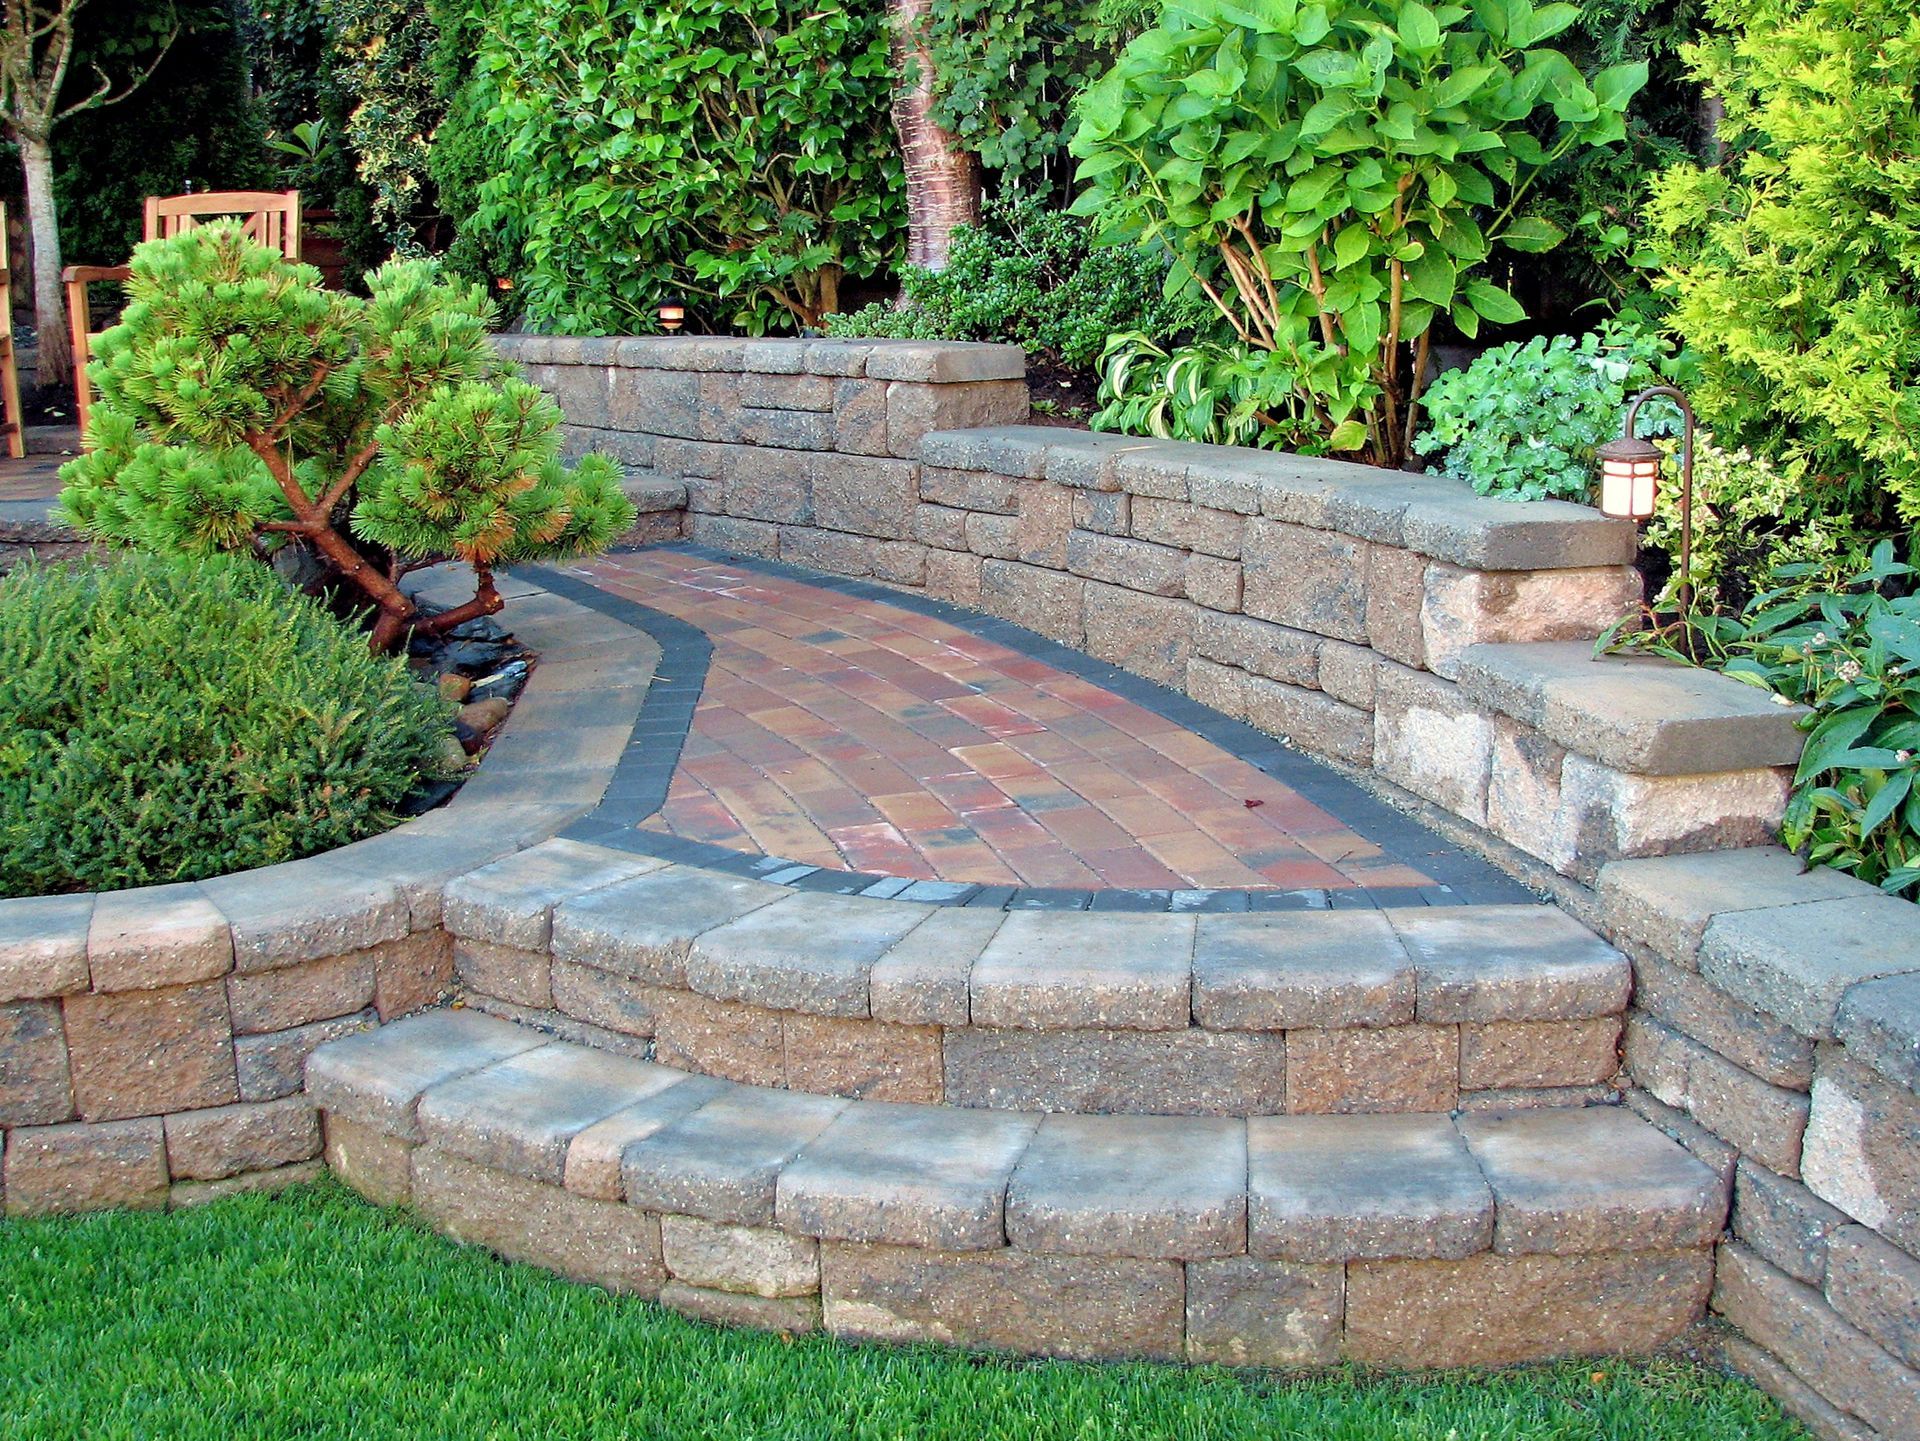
[0,1179,1802,1441]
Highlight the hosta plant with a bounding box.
[59,225,635,652]
[1603,542,1920,899]
[1070,0,1647,466]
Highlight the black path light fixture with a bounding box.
[657,297,687,333]
[1596,385,1697,615]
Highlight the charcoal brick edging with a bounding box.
[494,334,1810,887]
[0,578,662,1216]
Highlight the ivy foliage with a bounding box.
[1646,0,1920,531]
[1069,0,1647,467]
[1414,321,1667,501]
[58,226,634,648]
[825,193,1205,368]
[426,0,516,297]
[0,554,451,897]
[462,0,902,335]
[923,0,1115,187]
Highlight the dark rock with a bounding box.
[469,661,530,703]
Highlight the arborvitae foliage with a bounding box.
[0,554,451,896]
[58,225,635,651]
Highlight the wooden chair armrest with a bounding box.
[62,264,133,284]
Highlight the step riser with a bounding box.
[443,851,1631,1116]
[460,983,1622,1116]
[323,1115,1711,1368]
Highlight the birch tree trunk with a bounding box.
[888,0,979,272]
[18,131,69,387]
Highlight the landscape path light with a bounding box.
[1596,385,1697,615]
[657,298,686,333]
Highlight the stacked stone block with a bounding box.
[494,335,1806,884]
[310,1009,1725,1366]
[1599,848,1920,1439]
[441,839,1631,1116]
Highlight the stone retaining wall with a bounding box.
[442,841,1628,1117]
[497,334,1805,885]
[0,577,659,1215]
[1594,849,1920,1441]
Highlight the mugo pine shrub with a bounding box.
[58,225,635,653]
[0,555,452,897]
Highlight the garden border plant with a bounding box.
[57,224,634,653]
[1070,0,1649,465]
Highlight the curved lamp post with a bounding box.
[1596,385,1697,615]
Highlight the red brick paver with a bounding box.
[578,550,1440,891]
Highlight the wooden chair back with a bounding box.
[0,204,25,459]
[66,191,303,439]
[143,190,302,261]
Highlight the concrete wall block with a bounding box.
[964,511,1020,560]
[831,378,891,456]
[1802,1049,1920,1257]
[1461,1017,1621,1091]
[886,380,1030,459]
[1193,611,1322,689]
[3,1116,169,1216]
[1185,555,1244,613]
[919,465,1020,515]
[1066,532,1187,597]
[63,979,238,1123]
[734,407,834,452]
[1634,952,1815,1091]
[1484,718,1573,873]
[910,502,971,551]
[1241,519,1371,643]
[609,368,701,438]
[1236,670,1374,768]
[1365,544,1428,668]
[721,448,814,525]
[1285,1025,1459,1114]
[871,540,930,588]
[1713,1243,1920,1440]
[1421,564,1643,681]
[1186,1258,1345,1366]
[1072,490,1131,536]
[1015,482,1073,568]
[980,560,1085,647]
[813,456,919,540]
[1346,1248,1712,1368]
[1130,497,1245,558]
[781,528,877,580]
[1556,759,1794,883]
[1082,582,1195,687]
[1733,1159,1854,1287]
[924,549,984,609]
[0,894,92,1002]
[689,514,781,560]
[1826,1224,1920,1369]
[87,883,232,992]
[227,952,377,1035]
[163,1096,321,1182]
[741,372,834,412]
[1317,641,1377,709]
[1373,664,1493,827]
[0,1000,74,1127]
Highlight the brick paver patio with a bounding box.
[580,549,1446,892]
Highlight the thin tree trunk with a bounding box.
[888,0,978,273]
[19,133,70,391]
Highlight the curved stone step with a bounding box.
[440,839,1630,1116]
[307,1009,1726,1367]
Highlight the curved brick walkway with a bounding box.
[564,547,1527,905]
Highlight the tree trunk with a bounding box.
[19,133,70,393]
[888,0,979,273]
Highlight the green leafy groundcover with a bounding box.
[0,1182,1807,1441]
[0,555,450,897]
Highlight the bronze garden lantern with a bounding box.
[1597,385,1697,614]
[657,298,686,334]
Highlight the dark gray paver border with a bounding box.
[528,543,1540,913]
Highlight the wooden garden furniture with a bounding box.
[64,190,302,440]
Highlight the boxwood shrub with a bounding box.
[0,555,453,897]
